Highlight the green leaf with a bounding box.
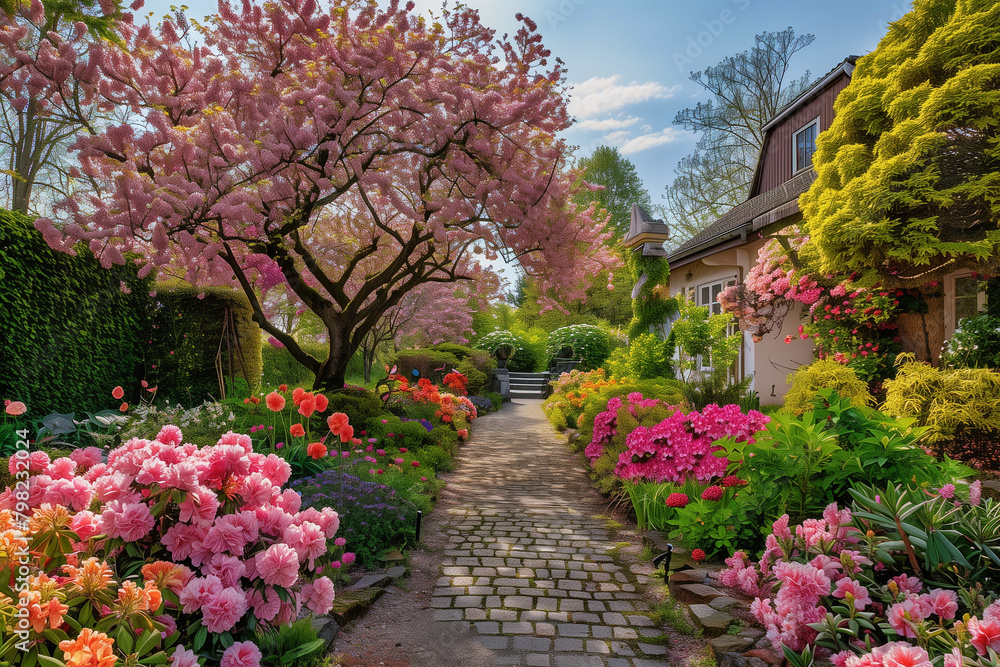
[281,640,325,662]
[36,655,65,667]
[118,627,135,655]
[140,652,171,665]
[136,626,162,656]
[194,625,207,652]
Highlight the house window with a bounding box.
[954,276,986,326]
[697,278,736,315]
[792,117,820,173]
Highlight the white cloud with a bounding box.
[602,130,631,145]
[576,116,641,131]
[568,75,679,119]
[618,128,685,155]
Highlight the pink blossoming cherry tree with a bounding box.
[32,0,616,389]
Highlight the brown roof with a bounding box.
[666,167,816,264]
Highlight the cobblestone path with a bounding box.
[427,399,671,667]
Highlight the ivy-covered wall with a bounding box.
[0,209,153,416]
[147,285,262,406]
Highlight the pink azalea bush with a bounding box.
[613,402,769,484]
[1,423,352,665]
[717,483,1000,666]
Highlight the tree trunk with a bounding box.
[313,324,353,392]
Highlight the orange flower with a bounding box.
[290,423,306,438]
[27,591,69,633]
[265,391,285,412]
[119,402,129,413]
[313,393,329,413]
[306,442,328,459]
[29,503,72,533]
[141,561,190,593]
[59,628,117,667]
[327,412,349,436]
[339,425,354,443]
[111,386,124,400]
[64,558,115,596]
[292,387,305,405]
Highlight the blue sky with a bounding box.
[144,0,913,211]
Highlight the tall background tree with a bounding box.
[662,28,815,246]
[575,145,651,239]
[34,0,616,390]
[0,0,136,214]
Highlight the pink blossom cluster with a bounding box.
[719,502,1000,666]
[3,426,344,664]
[614,403,769,484]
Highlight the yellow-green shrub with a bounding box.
[882,355,1000,443]
[784,359,873,415]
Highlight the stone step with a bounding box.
[509,377,549,386]
[510,390,546,398]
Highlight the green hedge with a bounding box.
[261,341,328,388]
[147,285,261,406]
[0,209,153,416]
[395,345,494,385]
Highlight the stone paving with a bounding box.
[427,398,673,667]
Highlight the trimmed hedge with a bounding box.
[261,340,329,388]
[147,285,262,406]
[0,209,153,416]
[395,345,494,384]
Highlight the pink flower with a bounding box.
[4,400,26,416]
[248,588,281,622]
[301,576,335,615]
[341,552,356,566]
[887,598,926,639]
[881,643,932,667]
[171,646,200,667]
[255,543,299,588]
[832,578,871,610]
[970,616,1000,655]
[938,483,955,499]
[923,588,958,620]
[970,480,982,506]
[70,511,104,542]
[178,575,223,613]
[284,521,327,569]
[156,425,183,446]
[69,447,103,469]
[334,537,347,547]
[220,641,262,667]
[202,587,249,633]
[102,500,155,542]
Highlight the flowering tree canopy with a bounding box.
[798,0,1000,286]
[33,0,616,389]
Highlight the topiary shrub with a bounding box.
[326,386,386,431]
[606,333,674,381]
[0,209,154,416]
[147,285,262,406]
[784,358,874,415]
[428,342,475,360]
[546,324,615,370]
[456,359,488,395]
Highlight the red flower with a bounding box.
[119,402,129,413]
[339,425,355,444]
[411,461,420,468]
[292,387,305,405]
[665,493,689,508]
[691,549,706,562]
[306,442,328,459]
[399,448,408,453]
[265,392,285,412]
[327,412,349,436]
[313,393,329,413]
[290,424,305,438]
[721,476,746,488]
[111,386,124,400]
[279,384,288,392]
[701,486,724,501]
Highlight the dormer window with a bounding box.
[792,117,820,172]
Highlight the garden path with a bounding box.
[334,399,676,667]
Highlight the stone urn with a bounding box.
[494,344,514,369]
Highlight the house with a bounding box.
[660,55,991,402]
[662,57,858,403]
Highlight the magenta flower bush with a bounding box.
[614,402,769,484]
[2,424,351,665]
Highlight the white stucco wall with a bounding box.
[667,238,814,405]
